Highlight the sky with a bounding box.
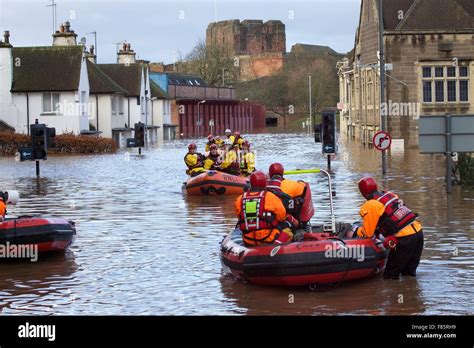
[0,0,361,64]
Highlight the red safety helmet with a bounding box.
[234,131,241,137]
[250,171,267,189]
[242,140,250,148]
[188,143,197,151]
[358,177,378,199]
[269,163,284,177]
[209,144,218,151]
[207,134,214,141]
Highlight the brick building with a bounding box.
[149,71,266,138]
[206,19,286,81]
[338,0,474,147]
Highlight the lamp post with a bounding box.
[308,74,313,134]
[197,100,206,138]
[378,0,388,175]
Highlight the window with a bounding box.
[42,93,60,113]
[447,81,456,102]
[118,96,124,114]
[423,81,432,102]
[423,67,432,78]
[460,81,469,102]
[111,95,118,115]
[447,67,456,77]
[422,65,470,103]
[435,81,444,102]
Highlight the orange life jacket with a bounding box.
[266,176,295,213]
[372,191,417,236]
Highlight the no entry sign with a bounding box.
[373,131,392,151]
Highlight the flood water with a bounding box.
[0,132,473,315]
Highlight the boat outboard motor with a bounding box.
[1,190,19,205]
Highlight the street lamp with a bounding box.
[197,100,206,138]
[308,74,312,134]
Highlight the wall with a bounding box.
[12,92,84,134]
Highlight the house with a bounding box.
[149,70,266,138]
[0,22,167,146]
[338,0,474,147]
[150,80,172,141]
[0,30,89,134]
[97,43,160,145]
[87,59,131,145]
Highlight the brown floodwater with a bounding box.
[0,132,472,315]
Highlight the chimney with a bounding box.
[117,41,136,65]
[4,31,10,44]
[86,45,96,63]
[52,22,77,46]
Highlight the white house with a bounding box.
[0,24,167,146]
[0,30,89,134]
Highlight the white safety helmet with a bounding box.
[225,129,232,135]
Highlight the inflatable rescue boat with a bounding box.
[184,170,249,196]
[0,216,76,253]
[221,228,387,287]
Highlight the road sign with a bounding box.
[419,115,474,153]
[18,147,33,161]
[373,131,391,151]
[209,119,214,127]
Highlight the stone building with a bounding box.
[206,19,286,81]
[338,0,474,147]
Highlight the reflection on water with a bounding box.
[0,133,472,315]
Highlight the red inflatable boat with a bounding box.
[0,216,76,254]
[184,170,249,196]
[221,228,387,287]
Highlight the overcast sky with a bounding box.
[0,0,360,64]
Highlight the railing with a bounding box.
[167,85,236,100]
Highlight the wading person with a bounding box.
[184,143,206,177]
[355,177,424,280]
[235,171,293,246]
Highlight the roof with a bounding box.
[166,73,206,87]
[96,63,143,97]
[11,46,83,92]
[150,80,169,99]
[87,60,127,95]
[383,0,474,31]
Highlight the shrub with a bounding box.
[0,132,118,156]
[456,153,474,187]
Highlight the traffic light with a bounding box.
[46,127,56,148]
[30,124,48,160]
[321,110,337,154]
[134,122,145,147]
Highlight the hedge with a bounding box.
[0,132,118,156]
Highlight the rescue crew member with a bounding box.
[224,129,234,144]
[355,177,424,280]
[205,135,224,152]
[232,131,245,149]
[204,144,222,170]
[0,192,7,220]
[266,163,307,228]
[240,141,255,176]
[219,143,241,176]
[235,171,294,246]
[184,143,206,177]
